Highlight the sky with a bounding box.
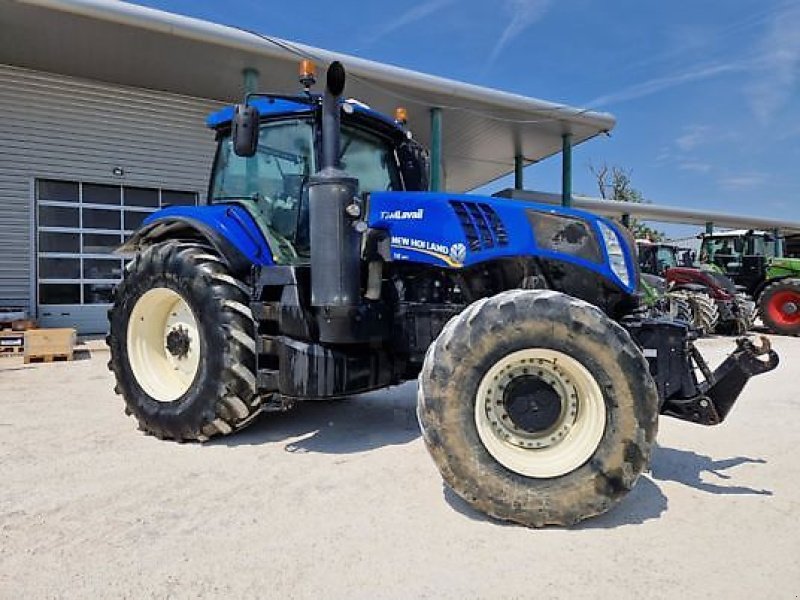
[136,0,800,238]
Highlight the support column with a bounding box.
[621,214,630,228]
[430,108,443,192]
[242,67,259,97]
[561,133,572,207]
[514,154,524,190]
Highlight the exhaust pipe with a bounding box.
[308,61,361,308]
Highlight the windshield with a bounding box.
[701,236,744,268]
[339,125,401,192]
[210,119,315,249]
[655,246,677,270]
[209,118,402,262]
[701,234,783,266]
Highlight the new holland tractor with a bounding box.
[107,62,778,527]
[701,230,800,336]
[637,240,755,335]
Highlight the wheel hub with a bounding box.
[166,325,191,359]
[480,355,579,451]
[767,289,800,327]
[126,288,201,403]
[474,348,606,478]
[503,376,562,434]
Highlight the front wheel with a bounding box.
[107,241,260,441]
[417,290,659,527]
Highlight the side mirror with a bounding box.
[232,104,259,157]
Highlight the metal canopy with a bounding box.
[2,0,616,192]
[497,189,800,235]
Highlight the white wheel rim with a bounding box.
[474,348,606,478]
[126,287,201,403]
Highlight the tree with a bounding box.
[589,163,665,242]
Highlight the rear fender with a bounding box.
[117,205,274,272]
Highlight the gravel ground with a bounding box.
[0,334,798,599]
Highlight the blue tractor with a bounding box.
[108,62,778,527]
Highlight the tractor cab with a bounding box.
[700,230,784,291]
[205,93,428,262]
[636,240,680,276]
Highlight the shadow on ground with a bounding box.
[211,382,420,454]
[210,383,771,527]
[650,446,772,496]
[444,445,771,529]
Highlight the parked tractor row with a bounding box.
[637,232,800,338]
[107,61,780,528]
[701,230,800,336]
[637,240,755,336]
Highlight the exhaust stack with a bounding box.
[308,61,361,308]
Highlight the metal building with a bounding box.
[0,64,219,331]
[0,0,615,333]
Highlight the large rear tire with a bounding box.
[759,279,800,336]
[417,290,659,527]
[107,241,260,441]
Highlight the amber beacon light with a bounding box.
[299,59,317,90]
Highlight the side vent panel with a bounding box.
[449,200,509,251]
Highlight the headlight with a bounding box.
[597,221,631,287]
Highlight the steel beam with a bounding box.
[514,155,524,190]
[561,133,572,207]
[430,107,442,192]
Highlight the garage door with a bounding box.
[36,178,198,334]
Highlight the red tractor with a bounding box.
[637,241,755,335]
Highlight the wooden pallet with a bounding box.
[24,352,73,364]
[24,328,76,365]
[0,331,24,358]
[0,345,24,357]
[0,319,37,332]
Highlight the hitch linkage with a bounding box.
[625,319,779,426]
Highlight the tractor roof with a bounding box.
[702,229,770,238]
[205,96,401,132]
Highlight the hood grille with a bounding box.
[450,201,508,251]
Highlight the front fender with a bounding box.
[117,205,274,271]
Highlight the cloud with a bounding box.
[586,62,748,108]
[361,0,456,45]
[718,174,766,190]
[488,0,553,64]
[745,4,800,122]
[675,125,713,152]
[678,161,713,173]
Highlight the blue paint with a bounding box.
[142,205,275,266]
[367,191,637,294]
[206,96,402,132]
[136,194,635,294]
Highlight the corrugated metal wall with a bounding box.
[0,63,222,322]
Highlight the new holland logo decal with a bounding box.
[391,236,466,267]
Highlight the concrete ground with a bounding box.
[0,334,798,599]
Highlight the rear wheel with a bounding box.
[107,241,260,441]
[759,279,800,336]
[417,290,659,527]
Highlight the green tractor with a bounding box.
[701,230,800,335]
